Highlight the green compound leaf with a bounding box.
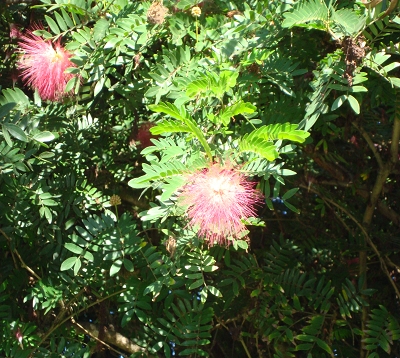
[45,15,60,34]
[149,102,212,160]
[239,136,279,161]
[61,257,78,271]
[3,123,28,142]
[218,101,256,126]
[150,120,191,135]
[64,243,83,255]
[110,259,123,276]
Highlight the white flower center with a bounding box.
[210,176,234,201]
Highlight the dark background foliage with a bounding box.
[1,0,400,357]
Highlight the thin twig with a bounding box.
[385,256,400,272]
[0,228,41,280]
[239,335,252,358]
[72,319,127,357]
[36,288,127,349]
[352,121,384,169]
[215,316,252,358]
[0,228,18,268]
[302,185,400,300]
[390,89,400,165]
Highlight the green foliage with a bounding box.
[363,305,400,356]
[1,0,400,356]
[148,102,213,159]
[282,0,366,38]
[240,123,309,160]
[364,15,400,46]
[282,0,330,31]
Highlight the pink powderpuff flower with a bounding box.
[17,25,77,101]
[179,163,262,246]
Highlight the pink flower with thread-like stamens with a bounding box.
[179,163,262,246]
[17,25,77,101]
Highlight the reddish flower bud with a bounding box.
[9,23,22,39]
[136,122,158,148]
[15,327,23,348]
